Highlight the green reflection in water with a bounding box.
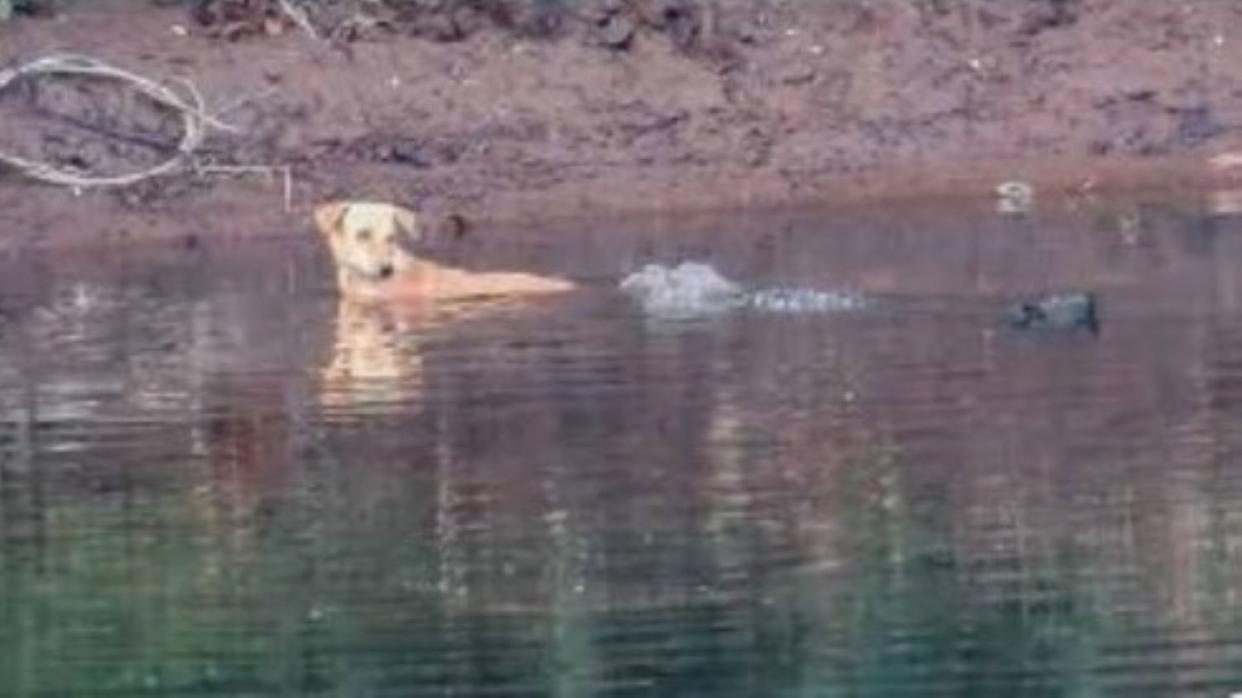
[0,425,1237,697]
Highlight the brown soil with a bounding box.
[4,0,1242,250]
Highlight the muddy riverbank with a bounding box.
[4,0,1242,249]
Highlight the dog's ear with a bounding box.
[313,202,350,238]
[392,207,420,241]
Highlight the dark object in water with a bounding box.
[1007,292,1099,333]
[439,213,471,241]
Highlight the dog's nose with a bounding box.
[377,264,395,279]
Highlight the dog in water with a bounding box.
[312,201,574,413]
[312,201,575,302]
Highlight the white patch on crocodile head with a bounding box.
[619,262,743,318]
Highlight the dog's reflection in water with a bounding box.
[319,299,426,411]
[318,291,572,413]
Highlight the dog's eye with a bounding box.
[356,228,372,242]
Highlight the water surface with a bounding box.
[4,199,1242,696]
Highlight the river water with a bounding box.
[3,197,1242,696]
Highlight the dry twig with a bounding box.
[0,53,294,210]
[277,0,319,40]
[0,53,237,188]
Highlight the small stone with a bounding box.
[638,0,691,29]
[780,65,816,86]
[995,180,1034,215]
[595,14,637,49]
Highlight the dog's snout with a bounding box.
[377,264,395,279]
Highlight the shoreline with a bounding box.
[3,1,1242,250]
[1,151,1237,254]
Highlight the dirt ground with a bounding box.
[4,0,1242,250]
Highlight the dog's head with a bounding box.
[313,201,422,283]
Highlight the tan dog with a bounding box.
[312,201,576,301]
[313,201,575,415]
